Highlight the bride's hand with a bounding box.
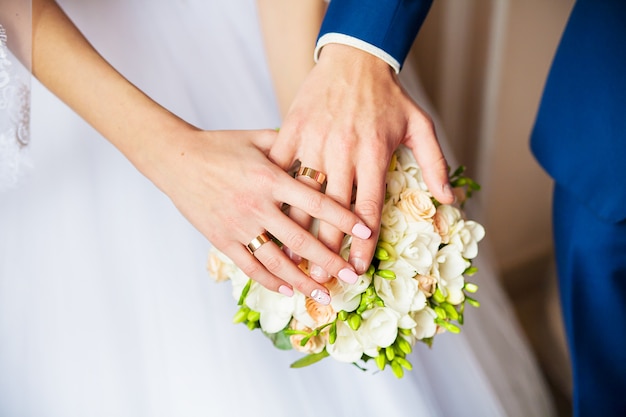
[269,44,455,281]
[152,128,369,304]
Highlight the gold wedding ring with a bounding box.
[296,166,326,185]
[247,232,272,254]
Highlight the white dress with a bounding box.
[0,1,556,416]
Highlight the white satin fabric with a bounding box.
[0,1,556,416]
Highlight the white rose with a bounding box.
[397,189,436,222]
[206,249,236,282]
[433,205,463,244]
[386,222,441,276]
[245,285,297,333]
[374,274,426,316]
[358,307,400,353]
[380,201,409,246]
[449,220,485,259]
[328,274,372,313]
[326,321,364,363]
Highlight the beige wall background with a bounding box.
[411,0,576,403]
[413,0,575,275]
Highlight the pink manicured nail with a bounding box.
[351,223,372,240]
[311,289,331,305]
[310,264,329,281]
[338,268,359,284]
[278,285,294,297]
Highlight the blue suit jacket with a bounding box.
[320,0,626,222]
[318,0,433,71]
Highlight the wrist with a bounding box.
[315,34,401,73]
[315,43,394,78]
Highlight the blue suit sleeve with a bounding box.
[317,0,433,69]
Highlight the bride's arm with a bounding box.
[29,0,367,302]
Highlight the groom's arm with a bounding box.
[315,0,433,72]
[271,0,452,281]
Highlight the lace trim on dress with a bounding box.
[0,23,31,191]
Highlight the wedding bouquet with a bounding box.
[208,145,484,378]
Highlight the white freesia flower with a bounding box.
[435,245,469,305]
[374,274,426,316]
[329,274,372,313]
[410,308,437,340]
[326,321,364,363]
[433,204,463,244]
[245,285,298,333]
[386,170,408,202]
[449,220,486,259]
[358,307,400,356]
[383,222,441,276]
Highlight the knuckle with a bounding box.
[304,192,324,214]
[356,198,381,220]
[293,279,309,295]
[263,255,283,273]
[285,231,307,252]
[241,261,263,278]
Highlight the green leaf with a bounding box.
[264,329,293,351]
[290,349,330,368]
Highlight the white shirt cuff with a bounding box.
[314,33,401,74]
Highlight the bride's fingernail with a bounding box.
[338,268,359,284]
[351,223,372,240]
[310,264,329,281]
[310,289,331,305]
[284,247,302,264]
[443,184,456,202]
[278,285,294,297]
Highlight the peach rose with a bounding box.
[206,249,236,283]
[397,189,436,222]
[305,296,337,327]
[289,319,327,354]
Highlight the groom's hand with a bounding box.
[270,44,454,281]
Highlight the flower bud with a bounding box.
[376,269,397,280]
[375,246,390,261]
[466,296,481,308]
[246,310,261,323]
[391,360,404,378]
[433,288,446,304]
[232,306,250,324]
[434,306,447,320]
[385,346,395,361]
[395,357,413,371]
[464,282,479,293]
[442,303,459,321]
[338,310,349,321]
[375,352,387,371]
[348,313,362,331]
[396,337,412,355]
